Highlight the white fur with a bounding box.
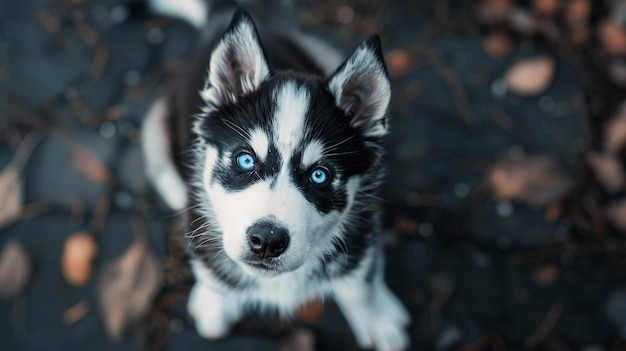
[301,139,324,169]
[249,128,269,161]
[141,99,188,210]
[273,82,309,157]
[188,262,243,339]
[334,274,410,350]
[149,0,208,29]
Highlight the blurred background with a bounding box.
[2,0,626,350]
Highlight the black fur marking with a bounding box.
[314,206,379,279]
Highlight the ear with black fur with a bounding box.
[200,9,270,108]
[327,35,391,138]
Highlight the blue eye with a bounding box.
[236,152,255,170]
[309,168,329,185]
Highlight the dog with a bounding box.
[142,2,410,350]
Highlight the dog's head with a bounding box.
[190,10,390,277]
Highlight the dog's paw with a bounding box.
[335,281,410,351]
[187,283,236,339]
[354,291,410,351]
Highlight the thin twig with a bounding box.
[525,304,563,348]
[425,49,482,130]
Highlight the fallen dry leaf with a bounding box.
[62,232,98,286]
[484,31,512,58]
[62,300,91,325]
[568,24,591,47]
[599,20,626,57]
[533,264,559,285]
[281,329,316,351]
[386,49,412,78]
[505,56,555,96]
[396,216,420,236]
[587,152,625,193]
[477,0,512,24]
[71,146,113,185]
[99,217,160,340]
[603,108,626,154]
[488,154,574,207]
[609,60,626,87]
[0,240,31,299]
[532,0,559,17]
[509,8,538,35]
[564,0,590,27]
[0,132,39,229]
[296,298,324,322]
[0,165,23,229]
[544,202,563,223]
[607,199,626,230]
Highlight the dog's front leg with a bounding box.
[333,273,410,351]
[187,281,242,339]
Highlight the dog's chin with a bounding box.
[238,258,301,278]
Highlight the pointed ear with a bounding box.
[200,9,270,108]
[327,35,391,138]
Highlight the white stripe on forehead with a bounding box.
[273,81,310,157]
[249,128,269,161]
[301,140,324,169]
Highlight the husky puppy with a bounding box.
[142,4,409,351]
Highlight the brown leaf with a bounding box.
[483,31,512,58]
[36,10,60,33]
[587,152,625,193]
[0,132,42,229]
[62,301,90,325]
[71,146,113,184]
[505,56,554,96]
[281,329,316,351]
[296,298,324,322]
[395,216,420,236]
[476,0,513,25]
[606,199,626,230]
[609,60,626,87]
[62,232,98,286]
[568,24,591,47]
[544,202,563,223]
[386,49,412,78]
[600,19,626,57]
[99,217,160,340]
[0,240,31,299]
[603,106,626,154]
[488,155,573,207]
[533,264,559,285]
[532,0,559,17]
[509,8,539,35]
[564,0,590,27]
[0,165,23,229]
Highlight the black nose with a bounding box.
[246,222,290,259]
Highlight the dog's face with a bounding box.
[191,11,390,277]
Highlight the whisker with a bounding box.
[222,119,250,140]
[323,135,355,153]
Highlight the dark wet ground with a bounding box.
[2,0,626,350]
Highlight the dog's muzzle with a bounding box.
[245,221,290,259]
